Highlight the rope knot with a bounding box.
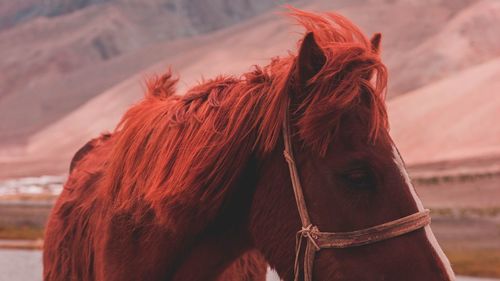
[294,224,321,281]
[297,224,321,250]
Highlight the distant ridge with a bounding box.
[1,0,500,179]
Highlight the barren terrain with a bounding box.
[2,0,500,178]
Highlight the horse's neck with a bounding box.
[170,218,254,280]
[95,150,258,280]
[168,158,259,279]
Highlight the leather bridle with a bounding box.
[281,99,431,281]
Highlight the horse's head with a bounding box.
[249,11,455,281]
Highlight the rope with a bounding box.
[281,96,431,281]
[294,225,321,281]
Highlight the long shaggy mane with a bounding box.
[101,8,388,221]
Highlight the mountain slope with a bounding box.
[389,56,500,165]
[386,0,500,96]
[0,0,284,143]
[1,0,500,178]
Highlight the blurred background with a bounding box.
[0,0,499,280]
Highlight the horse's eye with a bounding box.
[342,169,374,188]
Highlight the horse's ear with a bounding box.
[296,32,326,86]
[370,33,382,54]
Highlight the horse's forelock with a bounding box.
[288,8,389,155]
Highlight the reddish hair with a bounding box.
[100,8,388,221]
[44,8,390,280]
[288,7,388,154]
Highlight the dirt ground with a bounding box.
[415,167,500,278]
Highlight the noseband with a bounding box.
[281,100,431,281]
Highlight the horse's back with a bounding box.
[68,133,111,173]
[43,134,114,281]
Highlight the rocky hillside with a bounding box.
[0,0,285,143]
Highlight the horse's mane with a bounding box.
[100,8,388,221]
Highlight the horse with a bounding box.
[43,7,456,281]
